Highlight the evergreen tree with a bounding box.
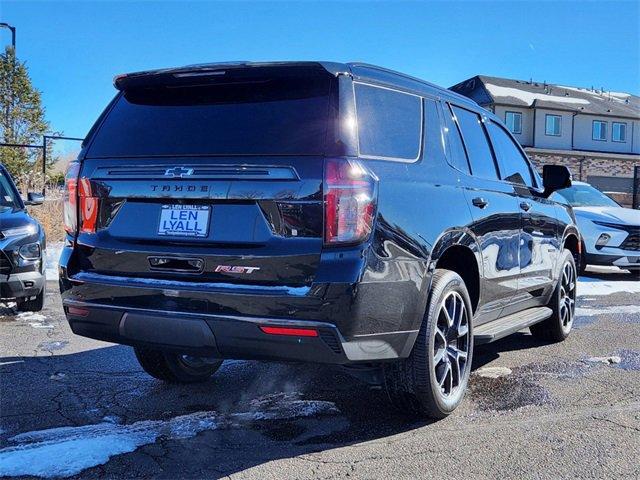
[0,46,55,184]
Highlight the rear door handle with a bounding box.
[472,197,488,208]
[520,202,531,212]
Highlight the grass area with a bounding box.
[28,188,65,243]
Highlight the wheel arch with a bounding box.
[428,229,483,315]
[561,226,582,273]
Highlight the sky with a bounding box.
[1,0,638,153]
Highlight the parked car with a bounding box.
[551,181,640,275]
[0,164,46,311]
[59,61,580,418]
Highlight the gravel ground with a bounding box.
[1,269,639,480]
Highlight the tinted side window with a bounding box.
[355,83,422,161]
[451,105,498,180]
[442,103,470,173]
[486,121,534,186]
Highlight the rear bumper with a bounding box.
[63,300,415,364]
[59,239,427,363]
[0,270,45,300]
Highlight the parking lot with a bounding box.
[1,268,639,479]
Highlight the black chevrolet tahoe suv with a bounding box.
[60,62,580,418]
[1,163,46,311]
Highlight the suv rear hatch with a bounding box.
[68,64,336,288]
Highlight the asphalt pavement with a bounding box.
[1,269,639,479]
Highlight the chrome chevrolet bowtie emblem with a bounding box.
[164,167,194,177]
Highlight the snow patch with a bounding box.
[485,84,590,106]
[576,305,640,317]
[0,392,339,478]
[584,355,621,365]
[45,243,64,280]
[557,85,632,103]
[28,323,54,329]
[475,366,512,378]
[577,278,640,296]
[16,312,47,322]
[15,311,54,329]
[0,360,24,366]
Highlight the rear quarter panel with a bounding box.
[353,99,476,338]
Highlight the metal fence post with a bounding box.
[633,165,640,210]
[42,136,47,194]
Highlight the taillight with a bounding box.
[63,162,98,235]
[63,162,80,234]
[324,158,377,245]
[78,177,98,233]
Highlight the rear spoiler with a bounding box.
[113,61,350,91]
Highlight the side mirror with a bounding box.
[542,165,572,197]
[24,192,45,206]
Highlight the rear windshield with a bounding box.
[87,71,332,157]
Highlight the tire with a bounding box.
[577,248,587,276]
[134,347,223,383]
[383,269,474,419]
[530,249,576,342]
[16,285,45,312]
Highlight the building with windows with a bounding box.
[450,75,639,155]
[450,76,640,207]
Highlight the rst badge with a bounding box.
[215,265,261,274]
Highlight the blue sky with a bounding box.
[1,0,638,151]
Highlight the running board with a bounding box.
[474,307,553,344]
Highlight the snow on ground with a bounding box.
[577,277,640,296]
[13,311,53,329]
[0,392,339,478]
[45,243,64,280]
[15,312,47,322]
[576,305,640,317]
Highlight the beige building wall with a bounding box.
[573,115,638,154]
[493,105,534,147]
[532,109,573,150]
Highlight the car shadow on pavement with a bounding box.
[0,326,559,479]
[0,344,439,478]
[472,331,549,369]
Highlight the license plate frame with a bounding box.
[157,204,210,238]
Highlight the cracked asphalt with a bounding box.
[1,270,639,480]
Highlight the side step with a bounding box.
[474,307,553,344]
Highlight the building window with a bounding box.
[505,111,522,134]
[592,120,607,141]
[545,115,561,136]
[612,122,627,142]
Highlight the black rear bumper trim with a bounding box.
[62,299,413,364]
